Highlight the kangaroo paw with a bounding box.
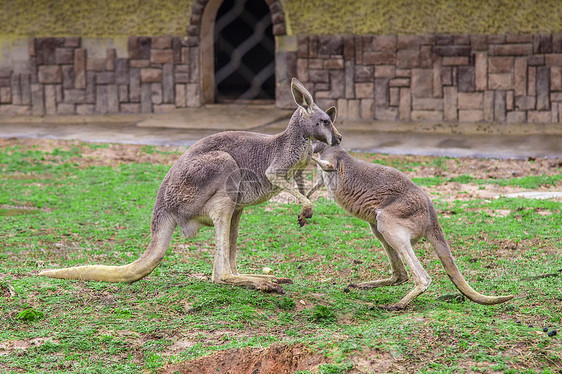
[298,206,313,227]
[272,277,293,284]
[257,281,286,294]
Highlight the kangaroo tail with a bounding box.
[426,207,514,305]
[39,209,176,283]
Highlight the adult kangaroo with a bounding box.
[39,78,341,294]
[307,143,514,310]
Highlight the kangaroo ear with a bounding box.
[326,106,337,123]
[291,78,314,111]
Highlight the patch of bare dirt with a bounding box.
[158,343,328,374]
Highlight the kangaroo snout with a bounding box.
[332,129,342,145]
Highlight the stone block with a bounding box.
[38,65,62,84]
[411,110,443,121]
[0,86,11,103]
[372,35,396,51]
[506,110,526,123]
[360,99,375,119]
[442,57,469,65]
[309,69,329,83]
[443,86,458,121]
[175,84,186,107]
[152,36,172,49]
[355,82,374,98]
[374,65,395,78]
[488,73,512,90]
[411,69,432,97]
[494,90,506,122]
[141,83,152,112]
[536,66,550,110]
[397,35,420,49]
[162,64,174,104]
[552,66,562,91]
[118,85,128,102]
[459,109,484,122]
[483,90,494,121]
[488,56,514,73]
[186,83,200,107]
[528,66,536,95]
[363,51,395,65]
[457,66,475,92]
[95,85,108,114]
[538,34,553,53]
[151,49,174,64]
[515,96,536,110]
[107,85,118,113]
[396,49,420,69]
[389,78,410,87]
[129,68,141,102]
[86,72,96,103]
[151,83,162,104]
[347,99,361,120]
[96,72,115,85]
[441,66,453,86]
[413,97,443,110]
[345,61,354,98]
[141,68,162,83]
[490,44,533,56]
[74,49,86,89]
[61,66,75,89]
[433,58,442,97]
[471,34,488,51]
[55,48,74,64]
[76,104,94,115]
[433,45,470,57]
[31,84,44,115]
[474,52,487,90]
[514,57,527,96]
[527,110,551,123]
[399,88,411,120]
[435,34,454,45]
[64,89,86,104]
[375,106,398,120]
[458,92,483,109]
[318,35,342,55]
[390,87,400,106]
[527,55,544,66]
[324,58,344,70]
[57,103,75,115]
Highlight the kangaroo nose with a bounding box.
[333,129,342,145]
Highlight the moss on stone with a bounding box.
[0,0,560,36]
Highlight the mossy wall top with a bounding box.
[1,0,561,36]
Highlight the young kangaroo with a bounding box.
[39,78,342,294]
[307,143,514,310]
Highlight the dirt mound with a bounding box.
[158,343,327,374]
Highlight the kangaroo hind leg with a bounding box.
[349,223,409,290]
[376,213,431,310]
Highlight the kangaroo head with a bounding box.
[291,78,341,146]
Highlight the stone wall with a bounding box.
[1,33,562,124]
[293,34,562,123]
[0,36,200,116]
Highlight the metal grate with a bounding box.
[214,0,275,102]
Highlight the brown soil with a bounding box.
[158,343,327,374]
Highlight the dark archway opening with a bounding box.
[214,0,275,102]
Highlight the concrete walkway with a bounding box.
[1,105,561,159]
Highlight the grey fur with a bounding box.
[308,143,514,309]
[39,78,341,294]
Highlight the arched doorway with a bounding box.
[214,0,275,102]
[192,0,286,105]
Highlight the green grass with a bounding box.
[1,142,561,373]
